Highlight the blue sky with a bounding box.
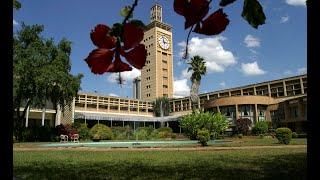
[13,0,306,98]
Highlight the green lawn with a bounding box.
[14,147,306,179]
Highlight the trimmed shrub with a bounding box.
[275,127,292,144]
[252,121,269,135]
[238,134,243,139]
[111,126,133,140]
[292,132,298,138]
[90,124,113,140]
[235,118,252,135]
[197,129,210,146]
[133,128,150,140]
[152,127,175,139]
[77,123,90,140]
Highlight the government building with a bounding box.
[20,4,307,133]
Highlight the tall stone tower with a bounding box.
[141,3,173,100]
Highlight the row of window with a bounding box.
[143,36,153,42]
[145,43,154,49]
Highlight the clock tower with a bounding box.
[141,3,173,100]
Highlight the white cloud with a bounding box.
[180,68,192,79]
[285,0,306,6]
[178,36,236,73]
[219,81,226,88]
[241,61,266,76]
[280,15,290,23]
[13,19,19,26]
[107,68,141,84]
[284,70,293,76]
[176,60,183,66]
[249,49,258,54]
[297,67,307,74]
[244,35,261,48]
[173,79,190,98]
[108,93,118,97]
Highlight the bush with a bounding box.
[235,118,252,135]
[111,126,133,140]
[56,124,78,139]
[197,129,210,146]
[238,134,243,139]
[90,124,113,140]
[77,123,90,140]
[152,127,175,139]
[20,126,57,142]
[133,128,150,140]
[251,121,269,135]
[180,111,229,140]
[292,132,298,138]
[275,127,292,144]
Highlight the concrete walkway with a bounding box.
[13,145,307,152]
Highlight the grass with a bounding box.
[14,147,306,179]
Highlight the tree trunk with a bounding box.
[14,99,31,141]
[190,80,200,111]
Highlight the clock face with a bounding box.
[158,35,170,50]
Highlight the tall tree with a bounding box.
[187,55,207,110]
[153,97,170,117]
[13,24,83,140]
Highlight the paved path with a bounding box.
[13,145,307,152]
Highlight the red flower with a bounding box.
[85,23,147,74]
[86,49,114,74]
[194,9,230,35]
[174,1,229,35]
[174,0,209,29]
[90,24,116,49]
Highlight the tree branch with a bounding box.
[122,0,139,25]
[182,25,194,60]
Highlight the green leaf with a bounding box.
[13,0,21,10]
[241,0,266,29]
[120,6,132,18]
[109,23,123,37]
[219,0,237,7]
[129,19,146,29]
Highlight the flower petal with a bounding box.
[107,54,132,72]
[194,9,229,35]
[184,0,209,29]
[173,0,188,16]
[124,44,147,69]
[90,24,116,49]
[85,49,114,74]
[123,23,144,50]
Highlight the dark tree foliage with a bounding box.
[13,24,83,141]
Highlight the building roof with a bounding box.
[74,112,181,122]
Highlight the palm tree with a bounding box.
[187,55,207,110]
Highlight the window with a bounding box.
[162,60,167,64]
[163,94,168,97]
[163,68,168,72]
[289,106,299,119]
[163,85,168,88]
[163,76,168,80]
